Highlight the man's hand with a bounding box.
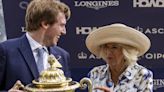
[8,80,24,92]
[94,86,113,92]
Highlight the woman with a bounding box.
[85,23,153,92]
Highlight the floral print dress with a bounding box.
[88,63,153,92]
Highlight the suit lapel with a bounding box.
[48,47,64,70]
[49,47,61,59]
[18,35,39,79]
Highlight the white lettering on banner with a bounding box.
[77,52,164,60]
[133,0,164,7]
[153,79,164,90]
[89,54,101,59]
[19,1,28,10]
[78,52,87,59]
[76,26,164,35]
[77,52,101,60]
[74,1,119,10]
[145,28,164,34]
[145,53,164,59]
[136,26,164,34]
[76,27,98,35]
[21,27,26,32]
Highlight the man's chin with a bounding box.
[46,42,57,47]
[53,41,58,46]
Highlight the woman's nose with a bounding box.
[106,49,113,55]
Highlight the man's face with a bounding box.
[44,12,67,46]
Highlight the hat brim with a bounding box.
[85,23,150,57]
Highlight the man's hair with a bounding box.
[25,0,71,32]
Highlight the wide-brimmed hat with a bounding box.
[85,23,151,57]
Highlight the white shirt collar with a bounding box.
[26,33,48,52]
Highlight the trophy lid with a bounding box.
[32,54,72,88]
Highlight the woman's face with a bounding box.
[101,43,124,66]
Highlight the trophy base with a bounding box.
[24,81,80,92]
[32,78,72,88]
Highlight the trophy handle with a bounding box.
[79,77,92,92]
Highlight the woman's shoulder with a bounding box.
[133,63,153,77]
[88,64,108,79]
[88,64,108,78]
[90,64,108,73]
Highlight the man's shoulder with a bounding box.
[0,38,21,47]
[0,35,25,46]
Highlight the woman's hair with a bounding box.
[99,43,139,66]
[121,44,139,65]
[25,0,71,32]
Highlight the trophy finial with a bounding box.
[48,54,62,68]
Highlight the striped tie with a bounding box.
[36,48,44,74]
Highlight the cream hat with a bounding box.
[85,23,151,57]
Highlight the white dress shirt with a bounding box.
[26,33,49,70]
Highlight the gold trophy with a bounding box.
[24,54,92,92]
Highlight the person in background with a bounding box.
[85,23,153,92]
[0,0,71,91]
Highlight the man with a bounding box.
[0,0,71,91]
